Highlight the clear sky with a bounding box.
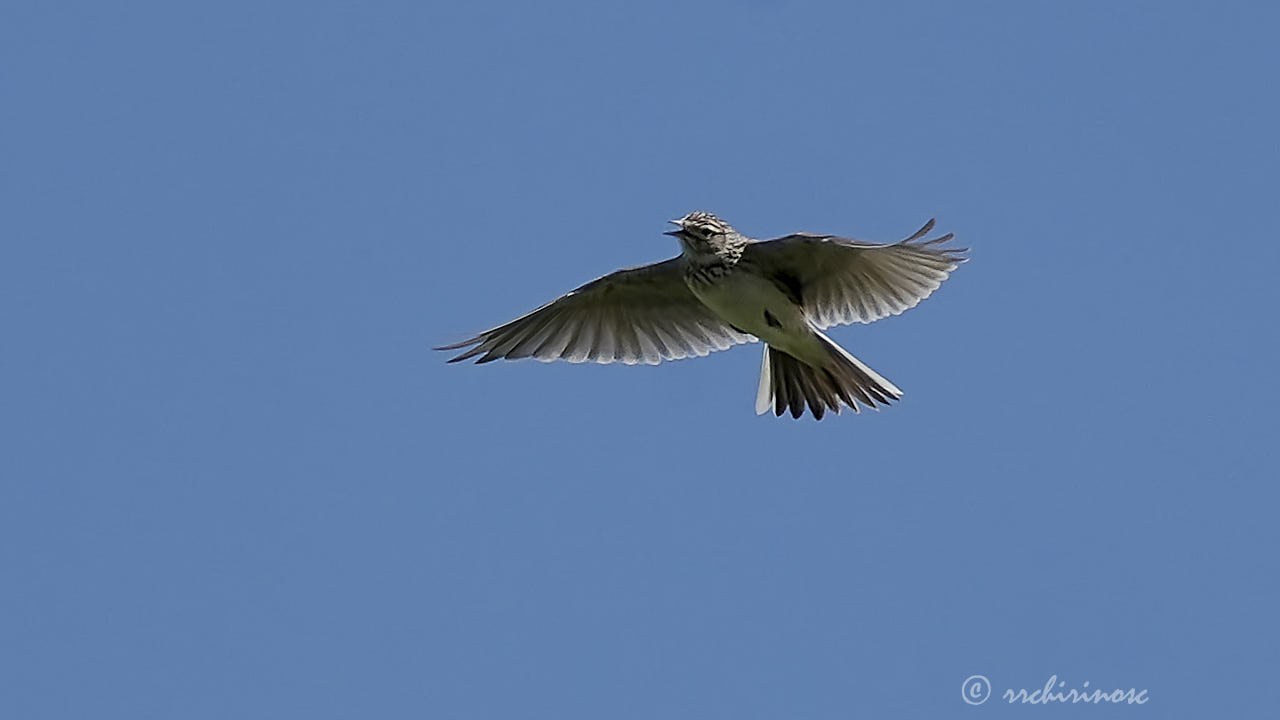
[4,1,1278,717]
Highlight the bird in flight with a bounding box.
[438,213,966,420]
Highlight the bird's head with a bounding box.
[664,211,736,254]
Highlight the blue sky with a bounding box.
[4,1,1278,717]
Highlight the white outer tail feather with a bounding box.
[755,329,902,419]
[816,328,902,398]
[755,347,774,415]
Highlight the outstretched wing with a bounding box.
[743,219,967,329]
[438,258,757,365]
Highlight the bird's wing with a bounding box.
[437,258,757,365]
[743,219,967,330]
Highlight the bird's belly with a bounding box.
[688,270,813,354]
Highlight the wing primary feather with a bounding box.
[503,310,563,360]
[532,315,578,361]
[565,311,598,363]
[900,218,936,243]
[586,306,616,363]
[916,232,956,246]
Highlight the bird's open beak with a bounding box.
[663,219,683,236]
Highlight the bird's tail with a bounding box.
[755,330,903,420]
